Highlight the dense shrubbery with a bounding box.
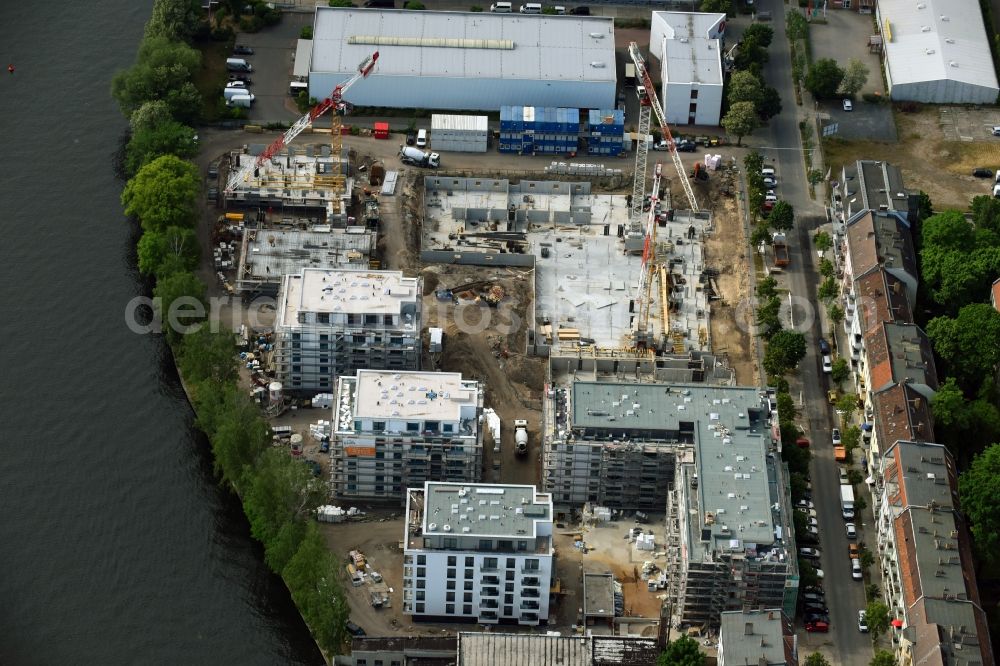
[113,0,347,655]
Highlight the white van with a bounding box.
[416,129,427,147]
[224,86,250,100]
[226,57,253,72]
[520,2,542,12]
[552,5,566,13]
[226,93,256,108]
[289,81,309,97]
[761,167,775,178]
[490,1,512,11]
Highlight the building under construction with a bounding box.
[543,378,797,627]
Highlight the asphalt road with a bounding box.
[756,1,870,662]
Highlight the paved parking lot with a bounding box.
[234,12,312,123]
[820,99,896,141]
[938,106,1000,142]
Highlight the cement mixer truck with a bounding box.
[514,420,529,456]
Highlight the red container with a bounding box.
[373,122,390,139]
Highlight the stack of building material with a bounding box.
[635,533,656,551]
[588,109,625,156]
[499,106,580,155]
[317,505,346,523]
[312,393,334,409]
[310,419,332,439]
[431,114,488,153]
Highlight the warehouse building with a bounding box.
[309,7,616,111]
[331,371,484,500]
[876,0,999,104]
[272,268,421,393]
[649,11,726,126]
[403,482,552,624]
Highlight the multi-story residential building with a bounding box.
[402,482,553,625]
[833,160,915,229]
[273,268,421,393]
[717,609,797,666]
[841,210,919,368]
[875,440,994,664]
[331,370,484,500]
[859,322,938,472]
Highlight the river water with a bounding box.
[0,4,322,664]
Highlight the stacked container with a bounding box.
[499,106,581,155]
[430,114,488,153]
[587,108,625,156]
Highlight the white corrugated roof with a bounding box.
[431,114,489,132]
[311,7,616,82]
[879,0,999,89]
[651,11,725,86]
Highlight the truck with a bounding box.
[772,232,790,267]
[840,483,855,519]
[834,446,847,462]
[514,419,528,456]
[625,63,636,86]
[399,145,440,168]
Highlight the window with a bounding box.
[417,579,425,589]
[446,603,455,614]
[505,570,515,581]
[447,580,455,590]
[689,103,697,113]
[443,424,454,433]
[448,556,457,566]
[690,89,699,99]
[417,555,426,565]
[365,314,378,325]
[504,605,513,616]
[407,422,420,432]
[465,581,474,591]
[524,559,539,571]
[506,558,515,569]
[416,603,425,613]
[465,556,474,567]
[505,583,514,592]
[504,594,513,604]
[464,604,472,614]
[484,557,498,569]
[447,568,456,579]
[464,592,473,602]
[444,537,457,549]
[479,539,492,550]
[416,591,425,601]
[499,540,513,551]
[518,541,527,551]
[447,592,455,602]
[317,313,329,324]
[373,421,385,431]
[425,421,439,433]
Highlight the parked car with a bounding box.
[804,612,830,624]
[799,547,821,559]
[798,507,818,519]
[208,161,219,179]
[842,99,853,111]
[406,131,416,146]
[804,603,829,615]
[233,44,254,55]
[832,428,842,446]
[815,568,825,579]
[796,499,815,510]
[848,543,860,559]
[819,338,831,354]
[822,355,833,373]
[858,610,869,632]
[805,619,829,633]
[763,176,777,188]
[851,558,863,580]
[801,592,825,603]
[843,507,856,521]
[839,467,849,484]
[992,126,1000,137]
[803,585,824,595]
[569,4,589,13]
[346,621,366,637]
[846,523,857,539]
[796,437,811,449]
[225,80,247,89]
[228,74,252,85]
[676,139,697,152]
[973,168,994,178]
[805,525,819,537]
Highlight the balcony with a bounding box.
[480,599,499,609]
[522,577,541,588]
[481,576,500,586]
[522,589,541,599]
[482,587,500,597]
[520,600,540,610]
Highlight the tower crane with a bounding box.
[627,42,698,349]
[225,51,380,194]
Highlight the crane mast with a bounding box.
[225,51,380,194]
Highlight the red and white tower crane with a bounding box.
[225,51,380,194]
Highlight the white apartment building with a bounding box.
[403,482,554,626]
[273,268,421,393]
[331,370,484,500]
[649,12,726,126]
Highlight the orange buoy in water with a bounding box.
[7,64,14,74]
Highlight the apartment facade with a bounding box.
[403,482,553,625]
[273,268,421,393]
[331,370,484,500]
[875,441,993,664]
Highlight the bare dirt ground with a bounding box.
[823,107,1000,210]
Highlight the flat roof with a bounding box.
[719,610,793,666]
[351,370,478,422]
[652,12,726,86]
[278,268,419,324]
[456,633,659,666]
[312,7,616,83]
[583,573,616,618]
[879,0,999,91]
[421,482,552,538]
[432,114,489,132]
[294,38,312,79]
[238,228,374,290]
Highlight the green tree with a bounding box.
[831,358,850,385]
[741,23,774,48]
[859,547,874,571]
[839,58,870,96]
[786,11,809,41]
[777,392,796,425]
[804,654,831,666]
[756,276,778,300]
[266,519,307,573]
[818,276,838,301]
[129,100,174,134]
[404,1,426,8]
[814,231,833,252]
[866,583,881,602]
[789,471,809,502]
[206,387,271,486]
[728,70,763,106]
[870,650,896,666]
[971,194,1000,236]
[122,154,200,232]
[152,271,206,342]
[126,120,198,176]
[657,634,703,666]
[931,378,1000,459]
[734,43,767,76]
[144,0,200,41]
[245,449,326,547]
[300,25,313,39]
[798,558,819,587]
[283,523,350,654]
[744,150,764,175]
[750,222,771,246]
[842,425,861,453]
[819,257,835,278]
[700,0,732,14]
[805,58,846,99]
[764,330,807,376]
[136,226,199,277]
[828,302,845,327]
[836,393,858,423]
[541,5,557,13]
[758,86,782,120]
[768,201,794,231]
[111,35,202,121]
[959,444,1000,567]
[916,190,934,221]
[722,101,760,146]
[927,304,1000,390]
[328,0,353,5]
[808,168,825,186]
[757,296,783,339]
[178,327,238,384]
[865,600,891,639]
